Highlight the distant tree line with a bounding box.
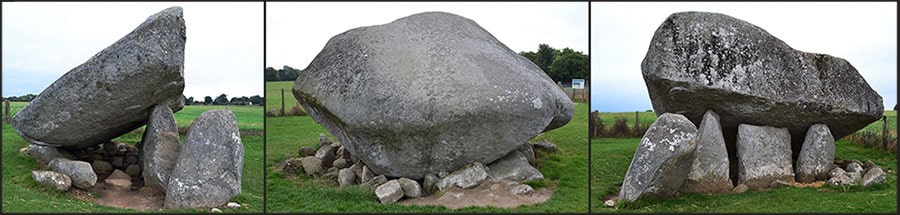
[519,44,589,84]
[184,94,264,106]
[265,65,302,82]
[3,94,38,102]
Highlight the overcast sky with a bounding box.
[266,2,588,70]
[2,2,263,100]
[592,2,897,112]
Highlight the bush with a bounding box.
[609,117,630,138]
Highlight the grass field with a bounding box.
[265,81,589,212]
[265,81,300,111]
[591,110,898,213]
[1,102,264,213]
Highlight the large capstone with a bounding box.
[619,113,698,202]
[736,124,794,190]
[141,105,181,192]
[11,6,186,149]
[165,109,243,209]
[794,124,835,183]
[680,110,732,193]
[292,12,573,179]
[641,11,882,171]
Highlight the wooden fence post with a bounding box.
[281,89,286,116]
[634,111,639,134]
[4,100,9,124]
[883,116,888,150]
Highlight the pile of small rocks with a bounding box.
[275,134,557,204]
[827,159,887,187]
[27,141,145,192]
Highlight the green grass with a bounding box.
[265,93,590,212]
[2,102,264,213]
[591,110,898,213]
[265,81,300,111]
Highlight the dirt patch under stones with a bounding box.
[68,178,165,210]
[399,179,554,209]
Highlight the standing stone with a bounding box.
[396,178,423,198]
[293,12,573,179]
[488,146,543,182]
[49,158,97,189]
[642,11,882,169]
[681,110,732,193]
[736,124,794,190]
[11,6,186,149]
[619,113,698,202]
[142,105,180,192]
[165,109,244,209]
[795,124,835,182]
[375,180,404,204]
[436,162,489,191]
[32,170,72,191]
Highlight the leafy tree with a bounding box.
[213,94,229,105]
[204,96,213,105]
[519,51,537,63]
[265,67,279,81]
[184,96,194,106]
[5,94,39,102]
[249,95,264,106]
[535,44,558,74]
[550,48,590,82]
[279,65,302,81]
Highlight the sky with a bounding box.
[266,2,588,70]
[2,2,264,100]
[592,2,897,112]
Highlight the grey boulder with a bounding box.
[794,124,835,182]
[396,178,423,198]
[292,11,573,179]
[26,144,75,164]
[338,168,356,187]
[49,158,97,189]
[736,124,794,190]
[861,166,886,187]
[32,170,72,191]
[436,162,490,191]
[642,11,882,162]
[141,105,181,192]
[680,110,732,193]
[619,113,698,202]
[488,146,543,182]
[375,180,404,204]
[11,6,186,149]
[165,109,244,209]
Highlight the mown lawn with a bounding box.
[265,93,590,213]
[1,102,264,213]
[264,81,300,112]
[591,110,898,213]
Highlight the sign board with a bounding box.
[572,79,585,89]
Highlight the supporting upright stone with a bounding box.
[795,124,835,182]
[619,113,698,202]
[736,124,794,190]
[681,110,733,193]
